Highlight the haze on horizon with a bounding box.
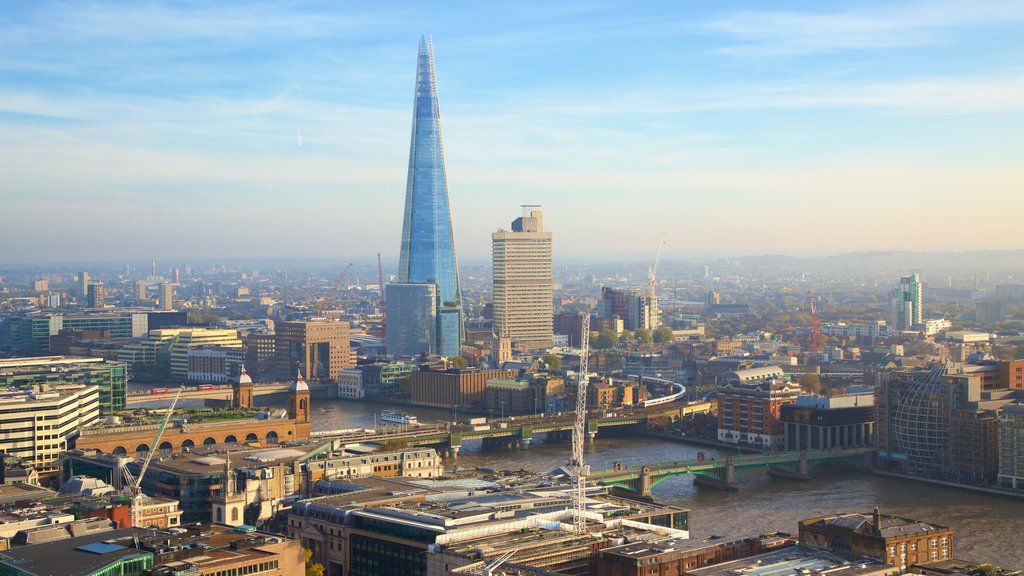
[1,1,1022,264]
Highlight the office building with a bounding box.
[0,356,127,415]
[243,331,277,381]
[385,282,438,358]
[86,283,105,308]
[998,403,1024,490]
[159,282,174,310]
[799,510,952,571]
[554,311,587,347]
[275,320,353,381]
[392,37,464,357]
[338,361,418,399]
[186,346,245,383]
[78,270,89,300]
[408,366,517,409]
[890,273,923,330]
[134,280,147,301]
[0,383,99,479]
[165,328,244,381]
[782,392,875,451]
[492,206,553,349]
[716,375,801,448]
[6,312,149,356]
[597,286,659,331]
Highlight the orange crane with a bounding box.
[807,289,820,355]
[316,262,353,316]
[377,253,386,338]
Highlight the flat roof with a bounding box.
[688,545,894,576]
[0,528,157,576]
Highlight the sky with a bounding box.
[1,1,1022,264]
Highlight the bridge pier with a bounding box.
[518,438,531,449]
[448,445,460,458]
[587,431,597,443]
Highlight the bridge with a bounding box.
[125,381,332,406]
[306,408,673,457]
[591,447,874,495]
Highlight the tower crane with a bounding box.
[568,313,591,535]
[807,289,820,356]
[482,550,515,576]
[120,386,183,528]
[648,235,666,328]
[315,262,354,316]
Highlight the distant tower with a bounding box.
[492,205,553,349]
[151,260,157,278]
[135,280,148,301]
[160,283,174,310]
[87,283,106,308]
[288,369,311,424]
[890,273,923,330]
[79,270,89,299]
[233,365,254,409]
[392,37,464,357]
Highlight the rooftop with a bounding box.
[687,545,895,576]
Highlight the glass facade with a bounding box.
[385,283,437,358]
[395,37,463,357]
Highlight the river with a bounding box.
[141,393,1021,568]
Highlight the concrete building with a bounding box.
[159,282,174,310]
[554,311,587,347]
[338,361,418,400]
[78,270,89,300]
[596,533,795,576]
[6,312,149,356]
[492,206,553,349]
[782,392,875,451]
[408,366,517,409]
[716,377,801,449]
[799,510,952,571]
[186,346,244,383]
[86,283,105,308]
[0,356,126,415]
[598,286,659,331]
[243,331,277,381]
[820,321,888,340]
[688,545,898,576]
[275,320,354,381]
[0,384,99,480]
[485,374,565,416]
[998,402,1024,490]
[166,328,244,381]
[891,273,923,331]
[304,448,443,483]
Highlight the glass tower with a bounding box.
[396,37,463,356]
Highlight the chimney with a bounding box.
[872,507,881,532]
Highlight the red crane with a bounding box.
[316,262,354,316]
[807,289,820,355]
[377,253,386,338]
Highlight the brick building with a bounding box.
[408,367,516,409]
[716,376,800,449]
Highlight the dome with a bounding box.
[289,370,309,393]
[236,365,252,385]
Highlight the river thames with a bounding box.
[295,397,1024,568]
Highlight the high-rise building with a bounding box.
[492,206,553,349]
[135,280,147,301]
[385,283,437,358]
[275,320,354,381]
[890,272,923,330]
[160,283,174,310]
[392,37,463,357]
[598,286,659,331]
[78,270,89,299]
[86,283,105,308]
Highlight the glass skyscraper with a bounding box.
[394,37,463,357]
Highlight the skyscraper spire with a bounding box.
[394,37,464,357]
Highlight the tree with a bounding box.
[540,354,562,371]
[635,328,653,344]
[618,330,634,343]
[653,326,675,344]
[304,548,325,576]
[799,373,822,394]
[592,330,616,349]
[448,356,469,369]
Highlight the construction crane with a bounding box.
[807,289,820,356]
[568,313,591,535]
[120,386,183,528]
[315,262,354,316]
[377,253,386,339]
[648,235,666,329]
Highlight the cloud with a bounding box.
[703,0,1024,55]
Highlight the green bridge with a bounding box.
[591,447,874,495]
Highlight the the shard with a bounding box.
[393,37,463,357]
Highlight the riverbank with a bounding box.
[644,431,761,454]
[872,470,1024,501]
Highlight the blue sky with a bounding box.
[1,1,1022,263]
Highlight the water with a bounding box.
[299,397,1024,568]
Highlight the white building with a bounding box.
[820,321,888,339]
[492,207,554,348]
[999,403,1024,490]
[337,369,366,400]
[0,384,99,477]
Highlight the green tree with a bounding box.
[449,356,469,368]
[799,373,822,394]
[592,330,616,349]
[653,326,675,343]
[635,328,653,344]
[304,548,325,576]
[540,354,562,371]
[618,330,634,343]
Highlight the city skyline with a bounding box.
[2,1,1023,263]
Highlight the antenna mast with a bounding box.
[569,313,591,534]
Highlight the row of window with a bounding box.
[209,559,279,576]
